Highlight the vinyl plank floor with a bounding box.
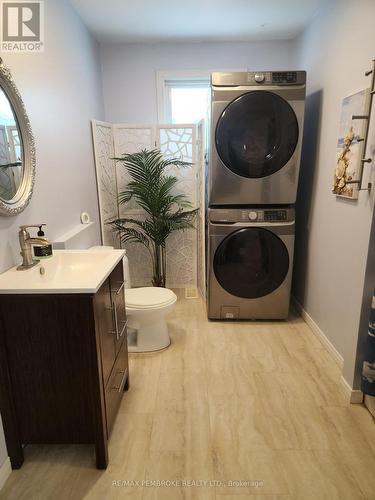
[1,294,375,500]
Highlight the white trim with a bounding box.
[291,297,344,369]
[340,376,364,404]
[156,68,246,123]
[292,297,365,405]
[0,457,11,491]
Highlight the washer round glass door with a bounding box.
[215,91,299,178]
[214,228,289,298]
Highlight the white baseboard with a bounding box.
[291,297,344,368]
[0,457,11,491]
[340,375,364,404]
[292,297,364,404]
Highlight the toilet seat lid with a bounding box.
[126,287,177,309]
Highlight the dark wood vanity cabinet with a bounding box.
[0,261,129,470]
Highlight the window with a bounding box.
[157,71,210,126]
[166,81,210,124]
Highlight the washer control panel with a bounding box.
[240,209,288,222]
[209,208,294,224]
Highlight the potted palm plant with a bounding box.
[109,149,198,287]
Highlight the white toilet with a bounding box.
[126,286,177,352]
[90,246,177,352]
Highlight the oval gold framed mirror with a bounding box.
[0,58,35,216]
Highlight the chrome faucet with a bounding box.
[17,224,49,271]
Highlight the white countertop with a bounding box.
[0,249,125,294]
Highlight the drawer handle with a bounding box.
[112,368,127,393]
[113,300,119,339]
[109,319,127,338]
[113,281,125,296]
[108,314,127,340]
[118,319,128,339]
[106,300,119,338]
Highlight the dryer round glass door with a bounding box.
[215,91,299,178]
[213,228,289,298]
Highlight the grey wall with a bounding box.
[0,0,104,467]
[100,40,297,122]
[293,0,375,387]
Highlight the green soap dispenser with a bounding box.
[32,225,53,259]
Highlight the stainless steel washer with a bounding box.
[209,71,306,206]
[207,207,295,320]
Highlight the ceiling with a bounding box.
[70,0,325,44]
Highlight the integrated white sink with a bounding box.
[0,249,125,294]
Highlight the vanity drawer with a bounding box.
[104,339,128,436]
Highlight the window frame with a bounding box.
[156,70,212,123]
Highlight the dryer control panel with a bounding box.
[211,71,306,87]
[264,210,288,221]
[247,71,298,85]
[209,207,295,224]
[272,72,298,84]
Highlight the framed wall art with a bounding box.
[333,88,370,199]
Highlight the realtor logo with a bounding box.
[1,1,44,52]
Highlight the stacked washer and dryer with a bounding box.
[207,71,306,319]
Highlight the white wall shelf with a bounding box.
[53,222,96,249]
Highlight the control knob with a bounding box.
[254,73,265,83]
[248,211,258,221]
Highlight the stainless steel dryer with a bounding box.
[207,206,295,320]
[209,71,306,206]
